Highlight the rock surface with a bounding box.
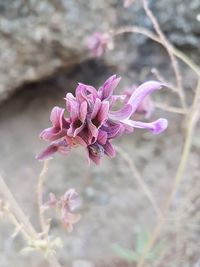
[0,0,116,101]
[0,0,199,102]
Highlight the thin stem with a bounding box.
[0,176,36,238]
[154,102,186,114]
[142,0,186,109]
[112,26,200,77]
[37,160,49,233]
[115,146,162,219]
[136,78,200,267]
[0,175,62,267]
[151,68,178,93]
[8,211,31,241]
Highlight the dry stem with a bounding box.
[37,160,49,233]
[136,78,200,267]
[0,175,62,267]
[142,0,186,109]
[115,146,162,219]
[112,26,200,77]
[154,102,186,115]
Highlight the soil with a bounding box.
[0,59,200,267]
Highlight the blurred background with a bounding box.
[0,1,200,266]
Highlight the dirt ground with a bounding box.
[0,60,200,267]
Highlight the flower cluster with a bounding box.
[43,189,81,232]
[36,75,168,164]
[86,32,113,58]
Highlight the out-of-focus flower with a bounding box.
[43,189,81,232]
[123,85,154,118]
[86,32,113,57]
[37,75,168,164]
[123,0,136,8]
[0,200,8,216]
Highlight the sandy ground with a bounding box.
[0,60,199,267]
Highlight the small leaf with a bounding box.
[112,244,139,263]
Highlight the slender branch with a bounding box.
[115,146,162,219]
[0,175,62,267]
[142,0,186,109]
[37,160,49,233]
[8,211,31,241]
[154,102,186,114]
[112,26,200,77]
[151,68,178,93]
[136,78,200,267]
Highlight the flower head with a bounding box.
[37,75,168,164]
[43,189,81,232]
[86,32,113,57]
[123,0,135,7]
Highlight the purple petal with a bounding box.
[75,83,98,102]
[36,139,70,161]
[65,93,76,112]
[97,130,108,145]
[88,120,99,139]
[89,101,109,137]
[79,101,87,122]
[87,143,104,165]
[36,144,59,161]
[67,98,79,121]
[72,122,85,137]
[74,136,88,147]
[127,81,162,118]
[97,101,109,124]
[77,127,93,146]
[91,98,102,119]
[108,104,132,121]
[40,127,66,141]
[50,107,65,127]
[98,75,121,100]
[106,124,122,139]
[104,141,116,158]
[122,118,168,134]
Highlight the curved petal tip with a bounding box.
[151,118,168,134]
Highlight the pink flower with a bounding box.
[86,32,113,57]
[36,75,168,164]
[123,0,135,8]
[43,189,81,232]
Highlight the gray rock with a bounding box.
[0,0,199,102]
[0,0,116,101]
[117,0,200,51]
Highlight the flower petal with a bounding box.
[97,130,108,145]
[127,81,162,118]
[79,101,88,122]
[36,144,58,161]
[97,101,109,124]
[87,142,105,164]
[75,83,98,102]
[50,107,65,127]
[122,118,168,134]
[36,139,70,161]
[104,141,116,158]
[40,127,66,141]
[91,98,102,119]
[88,101,109,139]
[98,75,121,100]
[109,104,132,121]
